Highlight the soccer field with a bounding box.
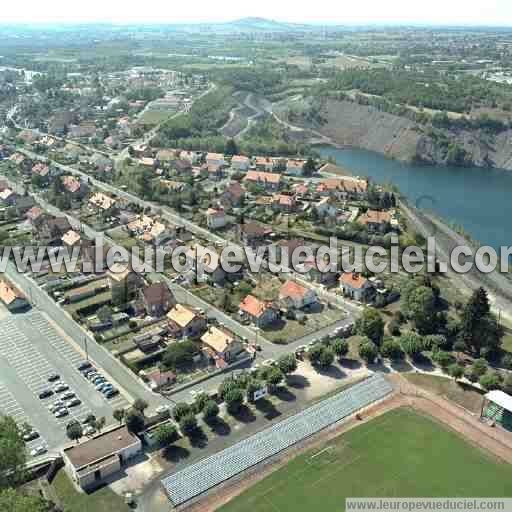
[219,408,511,512]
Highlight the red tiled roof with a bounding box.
[279,280,308,300]
[244,171,281,185]
[339,272,368,290]
[239,295,270,318]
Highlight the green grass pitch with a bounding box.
[219,408,512,512]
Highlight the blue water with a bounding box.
[317,146,512,250]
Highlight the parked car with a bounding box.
[92,376,106,385]
[82,414,96,425]
[66,398,81,407]
[61,391,75,400]
[54,383,69,393]
[86,372,99,380]
[30,445,47,457]
[77,360,92,371]
[48,401,64,413]
[38,389,53,399]
[104,388,119,398]
[82,367,97,377]
[23,431,40,442]
[54,408,68,418]
[156,405,169,415]
[47,373,60,382]
[101,385,113,394]
[83,425,96,436]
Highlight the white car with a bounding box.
[54,383,69,393]
[54,408,69,417]
[66,398,81,407]
[83,425,96,436]
[30,445,47,457]
[61,391,75,400]
[48,401,64,412]
[156,405,169,415]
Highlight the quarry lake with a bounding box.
[317,146,512,251]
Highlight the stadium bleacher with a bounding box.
[161,373,393,506]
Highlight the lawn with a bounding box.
[404,374,485,414]
[219,408,511,512]
[50,470,130,512]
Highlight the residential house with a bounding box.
[31,163,50,180]
[206,163,224,181]
[274,238,305,268]
[144,369,176,391]
[254,156,275,172]
[286,159,306,176]
[239,295,278,328]
[35,215,72,245]
[302,255,338,286]
[61,229,81,247]
[127,215,174,246]
[166,304,207,338]
[221,181,245,209]
[278,280,317,310]
[243,171,281,191]
[239,221,271,248]
[316,176,368,200]
[201,326,244,367]
[206,152,225,168]
[358,209,391,233]
[62,425,142,491]
[231,155,250,171]
[25,206,43,224]
[314,197,337,218]
[89,192,116,211]
[185,244,226,284]
[180,150,202,165]
[107,263,140,305]
[0,279,29,312]
[173,158,192,174]
[206,207,227,230]
[140,282,176,317]
[0,188,17,206]
[272,194,297,212]
[62,175,88,199]
[155,149,177,166]
[339,272,374,303]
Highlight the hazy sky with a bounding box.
[1,0,511,26]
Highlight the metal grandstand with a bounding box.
[161,373,393,506]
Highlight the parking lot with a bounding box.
[0,309,130,455]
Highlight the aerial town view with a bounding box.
[2,2,512,511]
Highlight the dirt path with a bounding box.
[182,375,512,512]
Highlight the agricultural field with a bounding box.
[220,408,511,512]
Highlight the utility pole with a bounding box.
[84,335,89,361]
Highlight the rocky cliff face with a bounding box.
[308,99,512,170]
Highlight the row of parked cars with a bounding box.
[78,361,119,399]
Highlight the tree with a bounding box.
[179,413,198,437]
[265,367,284,389]
[225,138,238,156]
[0,488,49,512]
[218,377,240,401]
[432,350,455,369]
[318,347,335,367]
[465,358,489,382]
[94,416,106,432]
[332,339,349,359]
[358,339,379,364]
[479,371,503,391]
[173,402,192,422]
[278,354,297,376]
[66,423,83,443]
[448,363,464,381]
[162,340,196,369]
[403,286,437,334]
[503,374,512,395]
[0,416,26,488]
[399,333,426,360]
[193,393,209,414]
[224,388,244,415]
[380,339,404,361]
[125,410,145,433]
[203,400,220,422]
[113,408,125,425]
[307,344,324,365]
[154,424,178,447]
[355,308,384,345]
[97,305,113,324]
[133,398,148,416]
[459,288,503,356]
[246,379,265,402]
